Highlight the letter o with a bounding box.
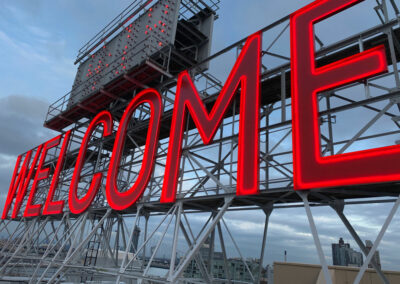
[106,89,162,210]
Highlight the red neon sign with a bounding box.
[106,89,163,210]
[24,135,63,217]
[2,149,35,219]
[69,111,113,214]
[43,130,71,216]
[161,32,261,203]
[1,0,394,219]
[290,0,394,190]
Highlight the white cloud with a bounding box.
[0,153,18,170]
[0,30,48,63]
[28,26,51,38]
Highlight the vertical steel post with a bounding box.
[217,222,231,283]
[169,202,183,280]
[298,192,333,284]
[281,69,286,122]
[257,205,273,283]
[116,205,142,283]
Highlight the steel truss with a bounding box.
[1,0,400,283]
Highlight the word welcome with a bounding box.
[3,0,394,219]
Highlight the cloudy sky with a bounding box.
[0,0,399,273]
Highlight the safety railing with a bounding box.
[45,34,170,124]
[75,0,154,65]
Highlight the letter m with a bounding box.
[161,33,261,203]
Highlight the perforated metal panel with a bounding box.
[68,0,180,107]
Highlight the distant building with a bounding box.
[184,237,260,282]
[273,262,400,284]
[266,264,274,284]
[129,226,140,253]
[332,237,363,267]
[365,240,381,269]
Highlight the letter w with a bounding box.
[2,146,42,219]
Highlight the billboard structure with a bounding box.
[0,0,400,283]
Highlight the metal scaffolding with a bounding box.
[1,0,400,283]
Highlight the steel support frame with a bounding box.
[1,1,400,283]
